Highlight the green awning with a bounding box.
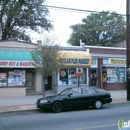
[0,50,33,61]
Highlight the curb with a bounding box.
[0,108,39,114]
[0,104,37,114]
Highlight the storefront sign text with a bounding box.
[60,58,89,65]
[110,59,126,65]
[0,61,34,68]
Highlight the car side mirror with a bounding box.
[68,93,73,97]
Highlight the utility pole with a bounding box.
[126,0,130,100]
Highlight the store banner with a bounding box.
[59,51,92,66]
[110,58,126,65]
[0,60,34,68]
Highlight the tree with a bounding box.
[0,0,52,42]
[31,37,64,97]
[68,11,126,47]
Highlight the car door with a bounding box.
[81,87,96,107]
[63,88,83,108]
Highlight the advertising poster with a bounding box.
[0,73,7,86]
[8,70,25,86]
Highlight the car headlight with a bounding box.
[40,100,48,103]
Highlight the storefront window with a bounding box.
[92,59,96,65]
[0,73,7,86]
[69,68,77,84]
[60,69,68,85]
[0,69,25,87]
[8,70,25,86]
[81,68,87,84]
[102,67,126,83]
[59,68,87,85]
[0,69,7,87]
[107,68,118,83]
[119,68,125,83]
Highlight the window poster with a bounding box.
[59,68,87,85]
[8,70,25,86]
[8,71,15,86]
[0,73,7,86]
[119,68,125,83]
[106,68,125,83]
[107,69,118,83]
[60,69,68,85]
[69,68,77,84]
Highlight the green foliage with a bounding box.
[0,0,52,42]
[68,11,126,47]
[31,37,64,77]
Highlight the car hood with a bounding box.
[37,94,64,101]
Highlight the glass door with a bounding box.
[26,69,35,93]
[91,69,97,86]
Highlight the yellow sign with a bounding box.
[110,59,126,65]
[60,51,92,66]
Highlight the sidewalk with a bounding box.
[0,90,129,113]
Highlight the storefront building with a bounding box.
[86,45,126,90]
[0,41,92,96]
[56,50,92,92]
[1,40,126,97]
[0,41,43,97]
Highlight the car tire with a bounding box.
[52,102,63,113]
[94,100,102,109]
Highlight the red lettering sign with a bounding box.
[9,62,16,66]
[0,61,34,68]
[0,62,8,66]
[20,62,33,66]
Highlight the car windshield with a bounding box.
[58,88,72,95]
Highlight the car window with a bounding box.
[92,88,105,93]
[83,88,93,94]
[58,88,72,95]
[89,88,97,94]
[72,88,82,95]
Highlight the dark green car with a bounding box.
[36,86,112,113]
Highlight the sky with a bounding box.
[32,0,126,46]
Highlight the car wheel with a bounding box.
[94,100,102,109]
[52,102,63,113]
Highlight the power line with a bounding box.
[118,0,124,13]
[55,0,126,37]
[7,0,126,17]
[96,0,110,10]
[46,5,126,16]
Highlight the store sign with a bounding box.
[0,61,34,68]
[76,67,83,76]
[60,58,89,66]
[110,59,126,65]
[76,67,83,73]
[59,51,91,66]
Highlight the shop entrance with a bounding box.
[26,70,35,93]
[91,70,97,86]
[45,76,52,90]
